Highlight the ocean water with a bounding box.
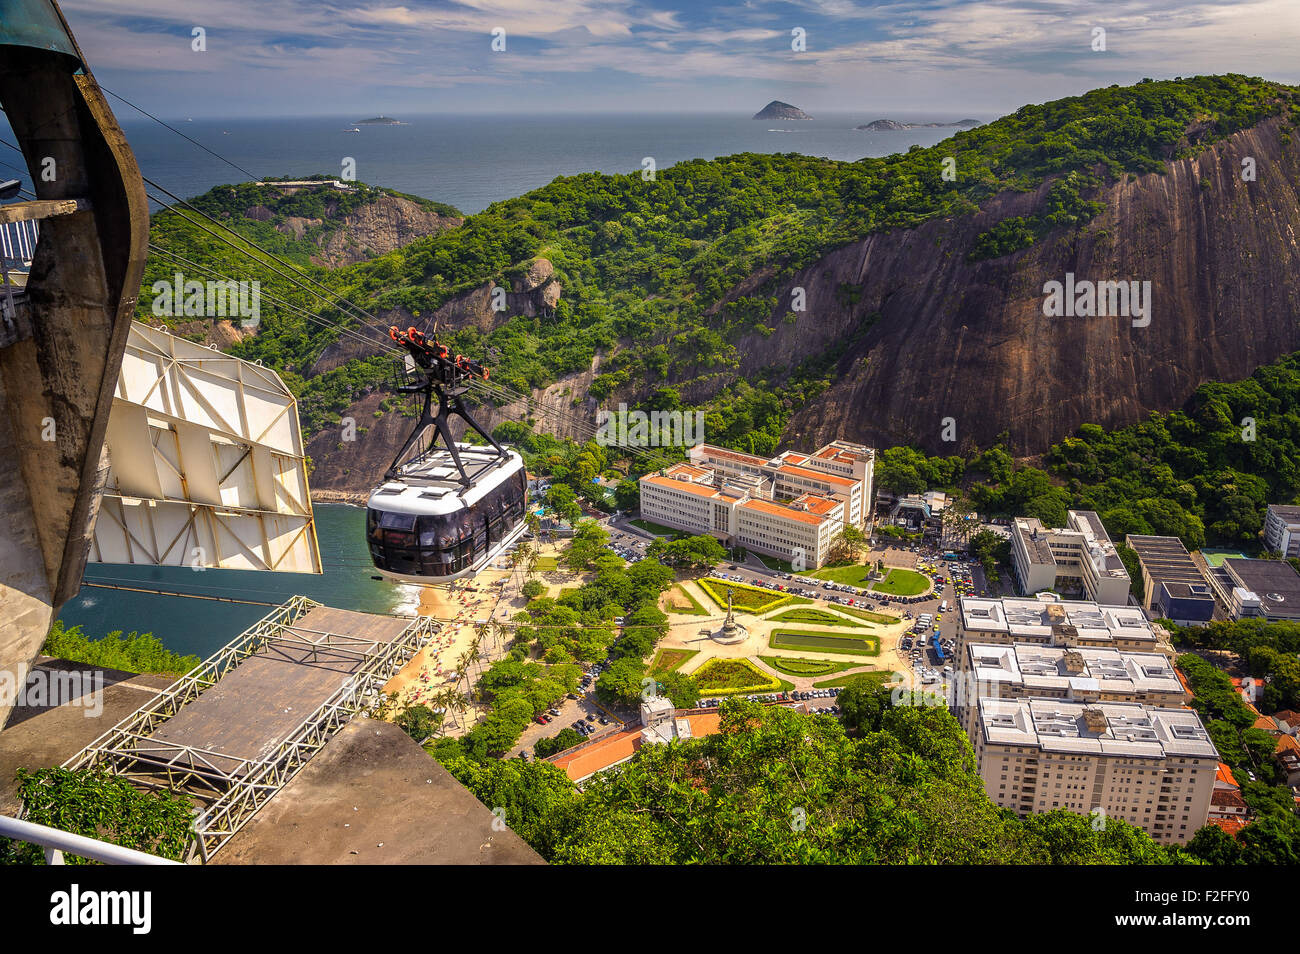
[58,504,421,661]
[115,112,980,213]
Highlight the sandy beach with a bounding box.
[380,541,567,734]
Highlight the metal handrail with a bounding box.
[0,814,182,865]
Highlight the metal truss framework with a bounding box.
[64,596,439,863]
[91,322,321,573]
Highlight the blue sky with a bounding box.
[60,0,1300,118]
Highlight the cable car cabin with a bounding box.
[366,444,527,584]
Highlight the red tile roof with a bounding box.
[1206,817,1246,837]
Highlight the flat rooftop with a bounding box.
[967,643,1183,697]
[1224,558,1300,617]
[213,719,544,865]
[150,605,412,774]
[1126,534,1210,586]
[960,596,1158,645]
[1267,504,1300,523]
[978,698,1217,759]
[1013,517,1056,566]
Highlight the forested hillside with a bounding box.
[142,76,1300,478]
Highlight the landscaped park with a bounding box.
[653,572,909,698]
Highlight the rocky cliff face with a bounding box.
[733,116,1300,454]
[272,193,460,267]
[307,256,562,377]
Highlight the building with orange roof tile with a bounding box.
[1277,734,1300,786]
[1205,816,1247,837]
[639,440,874,568]
[546,699,802,783]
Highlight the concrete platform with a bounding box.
[213,719,544,865]
[0,657,171,814]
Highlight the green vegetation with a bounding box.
[767,607,868,628]
[769,629,879,656]
[829,605,898,625]
[1171,618,1300,711]
[649,648,698,674]
[867,568,930,596]
[394,703,441,743]
[1175,653,1300,863]
[437,693,1184,863]
[42,621,200,677]
[1,768,193,864]
[868,345,1300,555]
[534,728,585,758]
[813,670,894,689]
[758,655,855,678]
[430,536,674,760]
[628,519,683,537]
[157,78,1300,473]
[697,577,806,613]
[646,533,727,569]
[691,658,782,695]
[801,563,929,596]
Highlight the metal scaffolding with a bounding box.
[64,595,439,862]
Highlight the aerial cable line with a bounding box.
[1,127,688,470]
[98,87,262,181]
[146,242,397,355]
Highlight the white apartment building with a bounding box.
[956,595,1172,659]
[973,698,1217,843]
[957,642,1188,739]
[640,449,859,568]
[1263,504,1300,558]
[1010,510,1131,604]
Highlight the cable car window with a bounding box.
[379,511,415,531]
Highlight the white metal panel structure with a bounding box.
[90,322,321,573]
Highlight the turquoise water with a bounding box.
[58,504,419,660]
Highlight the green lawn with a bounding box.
[533,556,559,571]
[651,648,699,674]
[629,518,683,537]
[758,655,856,678]
[768,629,879,657]
[813,670,895,689]
[800,563,875,586]
[753,553,796,573]
[768,607,869,628]
[664,584,707,616]
[869,568,930,596]
[692,657,782,695]
[698,577,809,614]
[798,564,930,597]
[832,605,899,625]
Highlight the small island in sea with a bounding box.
[353,116,407,125]
[856,118,981,131]
[752,100,812,120]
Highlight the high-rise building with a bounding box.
[972,698,1217,843]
